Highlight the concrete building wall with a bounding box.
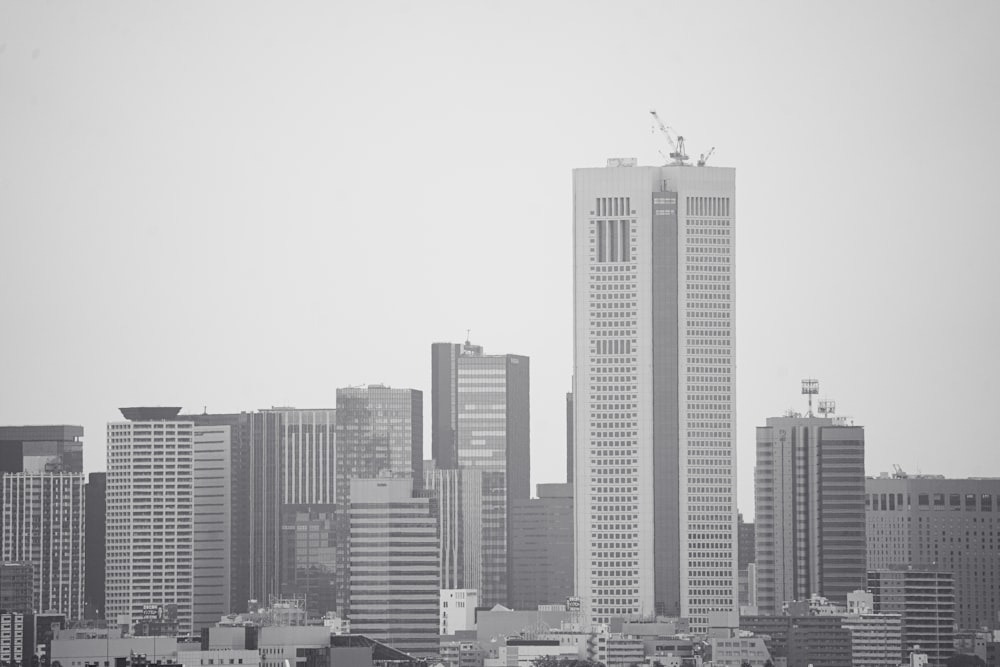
[509,483,573,611]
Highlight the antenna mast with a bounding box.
[801,379,819,417]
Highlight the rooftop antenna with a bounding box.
[465,329,471,345]
[817,399,836,417]
[801,379,819,417]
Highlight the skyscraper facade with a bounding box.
[866,474,1000,630]
[430,341,529,606]
[572,160,736,628]
[348,477,439,657]
[754,410,866,614]
[423,465,484,595]
[0,425,86,620]
[106,408,195,633]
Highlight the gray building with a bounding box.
[754,396,866,613]
[0,425,86,619]
[509,483,573,611]
[349,477,439,657]
[2,472,86,619]
[430,340,529,607]
[868,568,955,667]
[84,472,105,619]
[866,473,1000,630]
[737,513,756,609]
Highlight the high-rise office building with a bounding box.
[348,477,439,657]
[107,408,234,634]
[181,411,253,614]
[0,425,86,621]
[192,423,232,629]
[2,473,86,619]
[273,409,338,615]
[572,159,736,628]
[866,474,1000,630]
[423,465,484,595]
[509,483,574,611]
[754,397,866,614]
[868,569,955,667]
[430,341,529,606]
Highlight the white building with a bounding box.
[441,589,478,635]
[106,408,232,636]
[572,159,737,630]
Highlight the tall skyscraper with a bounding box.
[107,408,233,634]
[423,465,484,596]
[430,341,529,606]
[107,408,196,633]
[866,474,1000,630]
[348,477,439,657]
[566,392,574,484]
[84,472,106,619]
[754,393,866,614]
[572,159,736,628]
[0,424,86,620]
[276,409,338,615]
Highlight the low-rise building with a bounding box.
[441,590,478,636]
[708,637,771,667]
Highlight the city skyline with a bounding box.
[2,3,999,525]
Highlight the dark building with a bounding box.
[868,568,955,667]
[867,473,1000,631]
[509,483,573,611]
[84,472,106,619]
[737,512,756,609]
[429,341,529,606]
[0,562,33,613]
[755,391,866,613]
[740,614,852,667]
[0,425,83,474]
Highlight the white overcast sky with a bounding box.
[2,1,999,519]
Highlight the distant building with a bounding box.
[755,395,866,613]
[0,611,28,666]
[737,513,755,609]
[349,477,439,657]
[0,562,33,613]
[441,589,478,635]
[866,473,1000,630]
[709,637,772,667]
[0,424,86,620]
[0,425,83,474]
[868,568,955,667]
[509,483,574,611]
[85,472,106,619]
[2,472,86,618]
[739,614,852,667]
[841,611,903,667]
[430,340,530,607]
[565,392,573,485]
[107,408,233,635]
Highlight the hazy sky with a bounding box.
[2,1,998,518]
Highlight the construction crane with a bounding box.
[649,109,688,165]
[697,146,716,167]
[893,464,908,479]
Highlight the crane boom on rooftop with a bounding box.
[649,109,688,165]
